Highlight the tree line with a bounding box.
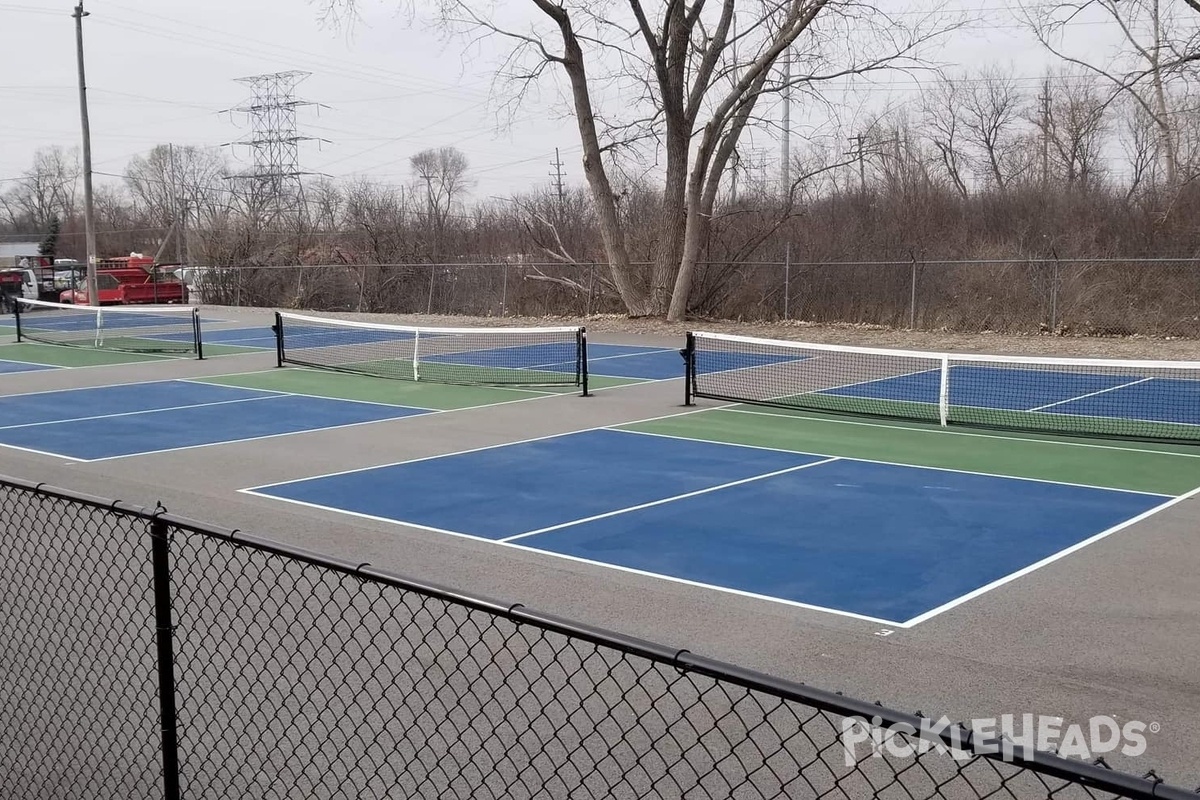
[1,1,1198,322]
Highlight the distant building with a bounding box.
[0,242,41,259]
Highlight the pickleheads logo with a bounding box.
[841,714,1155,766]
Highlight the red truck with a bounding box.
[58,256,187,305]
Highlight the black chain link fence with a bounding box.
[2,474,1197,800]
[182,258,1200,338]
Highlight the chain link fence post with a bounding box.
[909,254,918,329]
[150,514,181,800]
[501,263,509,317]
[426,264,436,316]
[586,262,595,317]
[1049,255,1061,333]
[784,245,791,321]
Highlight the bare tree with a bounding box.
[125,145,228,224]
[317,2,957,319]
[1038,74,1109,188]
[410,146,472,258]
[959,67,1026,190]
[1025,0,1200,188]
[921,76,971,198]
[0,147,80,229]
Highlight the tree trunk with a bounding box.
[668,72,770,322]
[669,199,708,322]
[652,129,690,315]
[546,5,654,316]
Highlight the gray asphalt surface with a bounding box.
[1,306,1197,787]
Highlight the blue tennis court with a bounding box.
[0,359,57,374]
[0,380,430,460]
[179,325,788,381]
[15,308,221,331]
[245,428,1169,626]
[823,364,1200,425]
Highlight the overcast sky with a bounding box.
[1,1,1110,200]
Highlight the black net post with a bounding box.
[193,309,204,361]
[273,311,285,368]
[682,331,696,405]
[578,328,589,397]
[149,512,181,800]
[13,296,23,342]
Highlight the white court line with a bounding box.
[81,372,638,463]
[747,366,1200,432]
[235,487,904,628]
[899,485,1200,627]
[1027,376,1154,412]
[240,422,1192,628]
[176,378,438,413]
[526,347,669,371]
[0,440,87,462]
[616,428,1172,497]
[0,394,280,432]
[804,365,941,398]
[0,355,62,370]
[500,457,841,543]
[80,410,436,464]
[716,407,1200,459]
[0,372,284,401]
[245,406,725,491]
[8,339,181,361]
[279,363,567,398]
[693,352,816,380]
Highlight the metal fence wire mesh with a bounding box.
[185,258,1200,339]
[1,476,1197,800]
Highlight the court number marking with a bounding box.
[875,629,895,637]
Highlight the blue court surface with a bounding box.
[245,429,1169,626]
[825,364,1200,425]
[0,380,430,461]
[16,308,215,331]
[0,359,57,374]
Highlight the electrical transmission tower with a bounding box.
[225,70,327,229]
[550,148,566,206]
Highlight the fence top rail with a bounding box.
[181,257,1200,271]
[4,472,1197,800]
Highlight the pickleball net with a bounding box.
[683,331,1200,442]
[274,312,588,392]
[14,298,203,358]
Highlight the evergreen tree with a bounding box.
[38,216,61,258]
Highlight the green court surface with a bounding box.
[622,407,1200,496]
[0,341,260,367]
[764,392,1200,444]
[0,342,171,367]
[200,367,632,410]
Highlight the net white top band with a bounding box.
[279,311,582,337]
[18,298,199,315]
[691,330,1200,370]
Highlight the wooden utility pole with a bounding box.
[848,135,867,193]
[73,2,99,306]
[170,143,183,265]
[780,47,791,196]
[1040,78,1051,188]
